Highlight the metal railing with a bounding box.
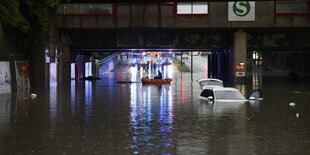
[97,53,118,65]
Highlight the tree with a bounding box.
[0,0,29,32]
[0,0,60,52]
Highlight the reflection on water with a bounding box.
[70,81,76,116]
[212,101,246,116]
[163,65,173,79]
[49,86,57,119]
[129,64,175,154]
[235,83,246,97]
[129,84,174,154]
[0,93,11,136]
[252,68,263,90]
[235,69,263,98]
[85,81,93,123]
[180,74,185,104]
[1,58,310,154]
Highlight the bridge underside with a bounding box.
[62,28,310,51]
[54,27,310,84]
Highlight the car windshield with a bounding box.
[215,90,245,100]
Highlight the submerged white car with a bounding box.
[198,78,263,101]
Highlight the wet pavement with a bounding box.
[1,57,310,154]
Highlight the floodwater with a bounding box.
[1,57,310,154]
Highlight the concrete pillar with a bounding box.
[58,33,71,82]
[29,37,46,89]
[234,30,247,78]
[0,22,13,70]
[0,22,6,59]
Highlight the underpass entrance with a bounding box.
[70,49,234,84]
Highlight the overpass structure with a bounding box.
[54,1,310,81]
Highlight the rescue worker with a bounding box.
[154,70,162,79]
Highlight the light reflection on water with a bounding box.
[1,58,310,154]
[85,80,93,123]
[180,73,185,104]
[252,68,263,90]
[70,81,76,116]
[49,86,57,120]
[158,86,174,147]
[0,93,11,136]
[129,84,175,154]
[129,65,175,154]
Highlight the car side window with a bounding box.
[207,90,214,98]
[200,89,209,98]
[200,89,214,98]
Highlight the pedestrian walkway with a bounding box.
[175,55,208,73]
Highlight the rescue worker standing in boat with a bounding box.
[154,70,162,79]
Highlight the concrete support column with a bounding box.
[234,30,247,78]
[0,22,8,59]
[58,33,71,82]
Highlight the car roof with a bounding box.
[197,78,223,83]
[202,86,239,91]
[198,78,224,89]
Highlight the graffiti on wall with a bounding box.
[0,61,11,94]
[14,61,30,93]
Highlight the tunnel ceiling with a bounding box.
[65,28,232,50]
[62,28,310,51]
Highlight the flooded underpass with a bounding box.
[1,55,310,154]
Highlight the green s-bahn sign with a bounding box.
[233,1,251,17]
[228,1,255,21]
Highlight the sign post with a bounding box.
[228,1,255,21]
[236,63,246,77]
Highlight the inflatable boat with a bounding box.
[141,77,172,84]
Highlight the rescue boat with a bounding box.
[141,77,172,84]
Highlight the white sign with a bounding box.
[235,63,246,77]
[228,1,255,21]
[45,49,50,63]
[0,61,11,94]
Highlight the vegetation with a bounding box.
[173,58,191,72]
[0,0,60,52]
